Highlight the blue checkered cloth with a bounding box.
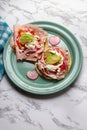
[0,16,12,80]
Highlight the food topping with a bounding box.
[49,36,60,46]
[26,70,38,80]
[20,33,35,45]
[45,50,62,65]
[10,24,71,80]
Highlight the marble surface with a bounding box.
[0,0,87,130]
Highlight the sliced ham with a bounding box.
[10,37,15,50]
[11,24,48,62]
[35,46,72,80]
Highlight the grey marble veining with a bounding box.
[0,0,87,130]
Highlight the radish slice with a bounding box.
[26,70,38,80]
[49,36,60,46]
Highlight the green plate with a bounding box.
[3,21,83,95]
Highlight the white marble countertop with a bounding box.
[0,0,87,130]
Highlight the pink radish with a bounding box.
[26,70,38,80]
[49,36,60,46]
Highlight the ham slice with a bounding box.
[10,24,48,62]
[35,46,72,80]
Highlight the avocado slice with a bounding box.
[45,50,62,64]
[20,33,35,45]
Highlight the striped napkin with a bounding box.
[0,16,12,80]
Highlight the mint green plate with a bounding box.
[3,21,83,95]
